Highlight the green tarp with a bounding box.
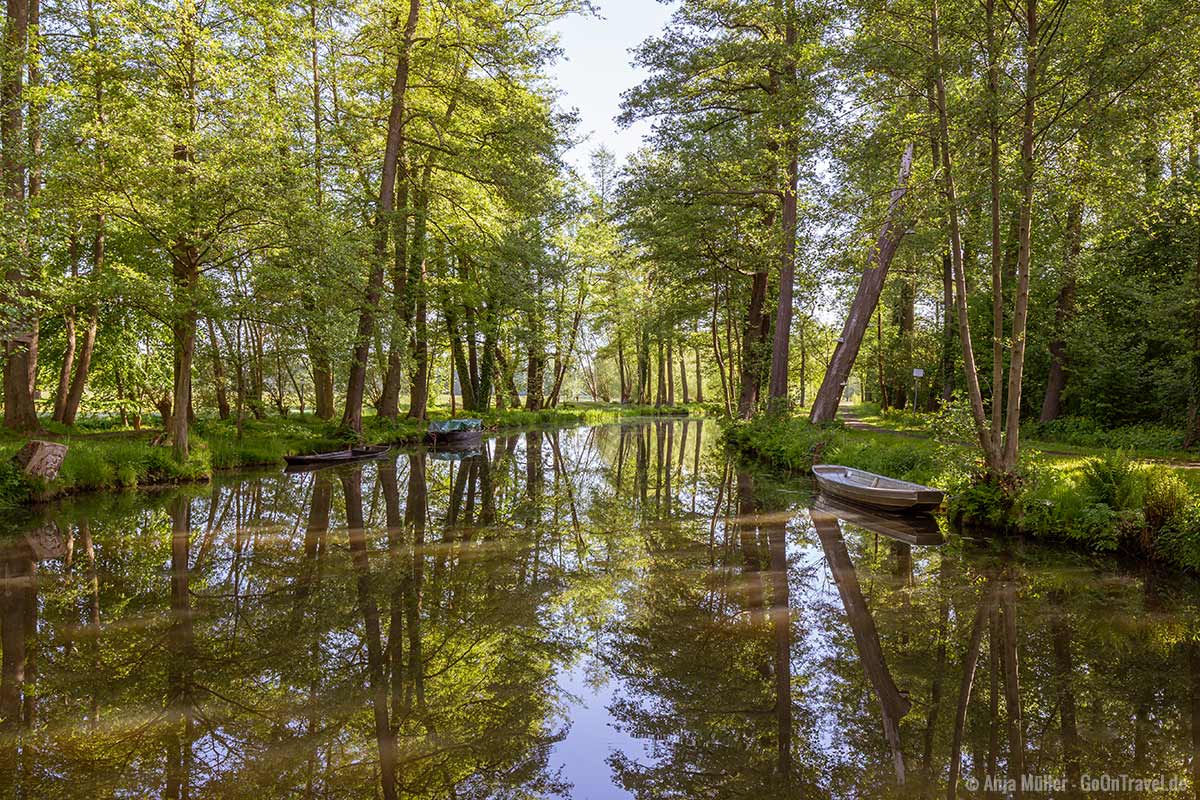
[429,419,483,434]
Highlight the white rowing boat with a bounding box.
[812,464,945,513]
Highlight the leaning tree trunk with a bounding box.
[342,0,421,433]
[61,221,104,426]
[810,144,915,423]
[53,314,76,424]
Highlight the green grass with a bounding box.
[0,402,708,508]
[845,402,1199,463]
[722,412,1200,574]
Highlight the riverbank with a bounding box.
[0,402,704,510]
[722,413,1200,574]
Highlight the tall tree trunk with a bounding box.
[1040,199,1082,422]
[53,238,78,424]
[444,294,476,411]
[655,335,666,407]
[931,0,1002,472]
[767,16,800,413]
[798,315,806,408]
[405,172,435,421]
[987,0,1005,452]
[737,271,770,419]
[940,252,955,405]
[679,338,689,404]
[61,222,103,426]
[617,333,629,404]
[894,278,915,409]
[307,3,334,422]
[170,258,198,462]
[2,0,38,432]
[695,344,704,404]
[810,144,915,422]
[637,325,650,405]
[342,0,421,433]
[206,318,230,420]
[248,322,265,419]
[999,0,1039,472]
[666,337,676,406]
[1189,221,1200,449]
[711,286,731,416]
[1187,114,1200,448]
[526,334,545,412]
[548,286,587,407]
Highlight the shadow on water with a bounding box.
[0,418,1198,798]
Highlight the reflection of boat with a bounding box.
[425,419,484,449]
[812,465,944,513]
[284,445,392,470]
[429,448,483,462]
[812,496,944,546]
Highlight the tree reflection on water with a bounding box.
[0,419,1197,798]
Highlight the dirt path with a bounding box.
[839,411,1200,470]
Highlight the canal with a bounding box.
[0,419,1196,798]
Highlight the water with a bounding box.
[0,420,1197,798]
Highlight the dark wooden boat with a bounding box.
[426,430,483,448]
[811,496,944,546]
[425,419,484,449]
[812,464,945,513]
[284,445,392,469]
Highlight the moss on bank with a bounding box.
[722,414,1200,574]
[0,402,705,508]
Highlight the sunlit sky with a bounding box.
[550,0,677,175]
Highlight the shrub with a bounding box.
[1143,467,1192,532]
[1026,416,1187,453]
[0,462,30,511]
[948,476,1019,530]
[1080,452,1143,511]
[1157,505,1200,572]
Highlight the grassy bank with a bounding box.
[0,402,706,510]
[722,413,1200,574]
[846,402,1198,462]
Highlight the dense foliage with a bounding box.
[2,0,1200,481]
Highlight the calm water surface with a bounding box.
[1,420,1198,798]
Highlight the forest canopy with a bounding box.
[1,0,1199,479]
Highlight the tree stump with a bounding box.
[12,440,69,481]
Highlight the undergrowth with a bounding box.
[723,411,1200,574]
